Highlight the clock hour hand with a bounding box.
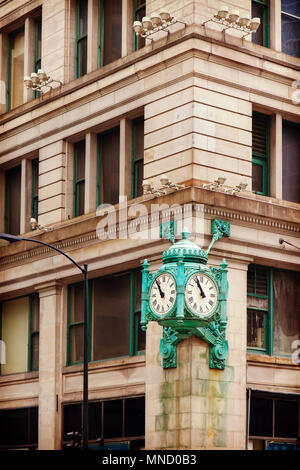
[156,279,165,298]
[195,276,206,298]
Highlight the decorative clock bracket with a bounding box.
[206,219,231,255]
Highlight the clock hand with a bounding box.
[156,279,165,298]
[195,276,206,298]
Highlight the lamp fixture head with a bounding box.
[150,13,162,27]
[228,10,240,23]
[159,8,172,22]
[215,177,226,185]
[142,180,152,193]
[217,5,229,19]
[238,13,250,27]
[30,218,38,230]
[142,16,153,31]
[249,17,261,31]
[24,76,33,88]
[37,69,48,82]
[160,174,170,186]
[133,20,143,35]
[30,72,40,85]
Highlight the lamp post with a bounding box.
[0,233,89,450]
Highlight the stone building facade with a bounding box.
[0,0,299,450]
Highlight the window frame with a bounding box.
[5,164,21,235]
[282,119,300,204]
[131,117,144,199]
[96,126,120,207]
[67,269,145,366]
[73,139,86,217]
[0,406,38,449]
[251,0,269,48]
[247,265,273,355]
[6,26,25,112]
[33,16,42,99]
[252,111,270,196]
[281,1,300,58]
[31,158,39,221]
[133,0,146,51]
[0,293,39,375]
[75,0,88,79]
[62,396,145,448]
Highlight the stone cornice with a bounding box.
[0,187,299,271]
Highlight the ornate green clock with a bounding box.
[141,220,230,369]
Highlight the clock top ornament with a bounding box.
[141,220,230,369]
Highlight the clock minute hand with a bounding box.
[156,279,165,298]
[195,276,206,298]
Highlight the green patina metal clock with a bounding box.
[141,219,230,370]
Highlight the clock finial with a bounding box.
[182,227,190,240]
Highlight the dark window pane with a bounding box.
[134,1,146,49]
[255,267,268,296]
[88,402,102,440]
[98,128,120,206]
[102,0,122,65]
[103,400,123,438]
[31,294,40,331]
[31,333,39,370]
[63,404,82,440]
[273,270,300,356]
[282,121,300,203]
[136,312,146,352]
[251,2,265,46]
[5,165,21,235]
[135,270,142,311]
[247,266,255,294]
[282,14,300,58]
[93,273,131,361]
[125,397,145,437]
[250,397,273,437]
[133,118,144,198]
[282,0,300,17]
[0,408,37,446]
[78,37,87,76]
[252,112,269,155]
[247,309,265,349]
[29,407,38,445]
[75,141,85,179]
[70,284,84,323]
[275,400,299,438]
[252,163,263,193]
[78,0,88,37]
[35,17,42,67]
[71,324,84,363]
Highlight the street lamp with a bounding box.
[0,233,89,450]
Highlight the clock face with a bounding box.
[150,273,176,316]
[185,273,218,317]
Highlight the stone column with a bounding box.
[145,257,248,450]
[37,281,62,450]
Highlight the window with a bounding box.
[33,17,42,99]
[7,27,24,110]
[133,0,146,50]
[98,0,122,67]
[5,165,21,235]
[76,0,88,78]
[282,120,300,204]
[281,0,300,57]
[252,112,270,196]
[0,407,38,449]
[247,265,300,356]
[63,396,145,449]
[251,0,269,47]
[97,127,120,206]
[132,117,144,198]
[67,270,144,365]
[0,294,40,375]
[73,139,86,217]
[249,391,300,446]
[31,158,39,221]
